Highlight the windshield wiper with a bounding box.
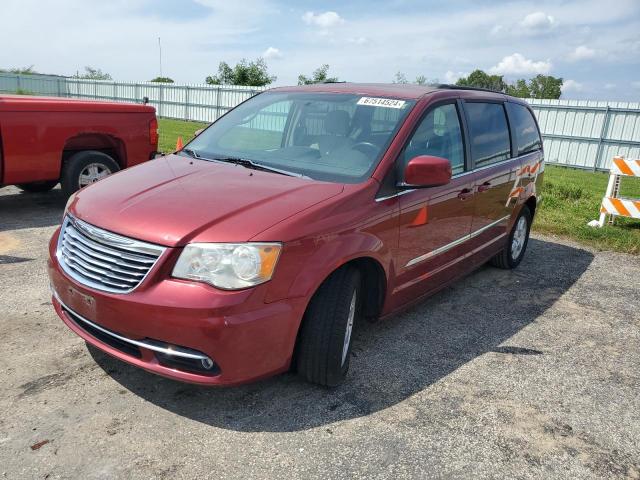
[210,156,308,178]
[181,148,201,159]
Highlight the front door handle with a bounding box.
[477,181,492,193]
[458,188,473,200]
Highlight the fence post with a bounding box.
[594,105,611,171]
[135,83,140,103]
[16,75,21,92]
[215,86,221,121]
[159,84,164,117]
[184,86,190,121]
[113,81,117,101]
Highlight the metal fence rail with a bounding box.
[2,73,639,171]
[527,99,640,171]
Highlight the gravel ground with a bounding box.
[1,185,639,479]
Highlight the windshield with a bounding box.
[184,91,416,183]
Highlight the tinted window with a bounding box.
[464,102,511,167]
[507,102,542,155]
[402,104,465,175]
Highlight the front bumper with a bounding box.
[47,228,307,386]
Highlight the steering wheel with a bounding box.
[352,142,379,156]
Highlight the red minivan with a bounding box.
[47,83,543,387]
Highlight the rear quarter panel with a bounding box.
[0,110,155,185]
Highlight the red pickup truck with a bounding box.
[0,95,158,196]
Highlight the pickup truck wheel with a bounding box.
[61,151,119,197]
[16,181,58,193]
[296,266,361,387]
[490,205,532,269]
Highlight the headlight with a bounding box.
[172,243,282,290]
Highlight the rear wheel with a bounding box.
[296,266,361,387]
[16,181,58,193]
[61,150,119,197]
[490,206,532,269]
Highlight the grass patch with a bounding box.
[158,117,208,153]
[535,165,640,255]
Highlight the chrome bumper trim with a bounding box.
[406,215,511,267]
[52,290,211,362]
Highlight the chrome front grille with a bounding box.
[57,216,165,293]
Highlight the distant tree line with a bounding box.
[392,69,562,99]
[2,61,564,99]
[456,69,562,99]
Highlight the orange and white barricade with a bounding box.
[588,156,640,227]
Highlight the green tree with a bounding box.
[206,58,275,87]
[393,71,408,84]
[76,66,112,80]
[456,69,506,92]
[298,64,338,85]
[505,79,531,98]
[414,75,428,85]
[150,76,174,83]
[527,74,563,99]
[0,65,38,75]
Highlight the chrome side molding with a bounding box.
[405,215,511,267]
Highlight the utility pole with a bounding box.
[158,37,163,78]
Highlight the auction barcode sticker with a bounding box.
[357,97,406,109]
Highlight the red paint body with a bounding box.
[0,95,157,186]
[47,84,544,385]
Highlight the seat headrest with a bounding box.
[324,109,351,136]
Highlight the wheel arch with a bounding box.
[62,133,126,170]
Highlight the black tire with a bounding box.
[490,206,532,269]
[16,181,58,193]
[61,150,119,197]
[296,266,362,387]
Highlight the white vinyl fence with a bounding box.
[1,73,639,171]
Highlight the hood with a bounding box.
[70,154,344,246]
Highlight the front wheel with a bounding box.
[296,266,361,387]
[61,150,119,197]
[490,205,532,269]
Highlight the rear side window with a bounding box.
[464,102,511,167]
[506,103,542,155]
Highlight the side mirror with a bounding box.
[194,128,204,137]
[403,155,452,188]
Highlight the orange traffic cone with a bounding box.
[175,136,184,150]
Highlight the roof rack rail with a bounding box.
[435,84,505,94]
[322,80,347,84]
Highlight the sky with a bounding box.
[1,0,639,101]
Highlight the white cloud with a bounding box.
[444,70,466,84]
[520,12,556,33]
[490,25,505,36]
[302,11,344,28]
[262,46,282,60]
[489,53,552,75]
[347,36,368,45]
[604,83,616,90]
[562,79,584,92]
[568,45,597,61]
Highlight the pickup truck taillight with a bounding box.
[149,118,159,146]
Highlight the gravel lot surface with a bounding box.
[1,185,639,479]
